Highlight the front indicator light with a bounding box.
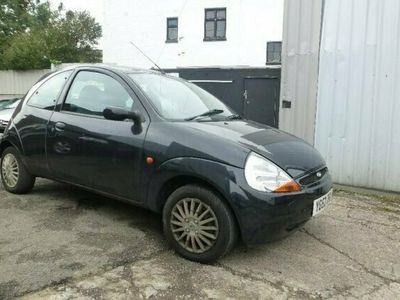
[274,180,302,193]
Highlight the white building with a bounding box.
[103,0,284,129]
[103,0,284,68]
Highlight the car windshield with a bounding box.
[129,73,235,121]
[4,100,20,109]
[0,98,18,108]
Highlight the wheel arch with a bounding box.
[0,124,24,158]
[156,175,242,241]
[0,140,19,157]
[146,157,244,241]
[156,175,223,211]
[1,132,29,173]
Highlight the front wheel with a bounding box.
[1,147,35,194]
[163,184,237,263]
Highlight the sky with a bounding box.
[48,0,104,47]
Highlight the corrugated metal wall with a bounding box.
[315,0,400,192]
[0,70,50,100]
[279,0,323,144]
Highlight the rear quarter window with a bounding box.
[28,71,72,110]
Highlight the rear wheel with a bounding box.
[163,184,237,263]
[1,147,35,194]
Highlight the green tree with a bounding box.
[0,0,33,38]
[2,31,50,70]
[49,10,102,63]
[0,0,102,70]
[0,0,33,68]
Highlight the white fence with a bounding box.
[0,69,51,100]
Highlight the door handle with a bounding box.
[54,122,66,132]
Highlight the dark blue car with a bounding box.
[0,66,332,262]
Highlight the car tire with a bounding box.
[163,184,237,263]
[1,147,35,194]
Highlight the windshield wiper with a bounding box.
[185,109,224,121]
[226,114,242,120]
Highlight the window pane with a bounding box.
[205,21,215,38]
[63,71,134,117]
[168,28,178,40]
[168,18,177,27]
[269,51,281,62]
[216,21,226,38]
[28,71,72,110]
[206,10,215,19]
[267,42,282,63]
[216,10,226,19]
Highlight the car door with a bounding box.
[46,69,149,202]
[14,70,72,177]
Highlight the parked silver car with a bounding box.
[0,100,21,134]
[0,98,20,111]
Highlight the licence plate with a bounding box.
[312,189,333,216]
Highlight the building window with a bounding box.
[266,41,282,64]
[204,8,226,41]
[166,17,178,42]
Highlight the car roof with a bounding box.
[57,64,163,75]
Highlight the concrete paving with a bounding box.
[0,179,399,299]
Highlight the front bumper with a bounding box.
[229,168,332,245]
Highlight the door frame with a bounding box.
[45,67,151,202]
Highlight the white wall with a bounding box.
[315,0,400,192]
[103,0,283,68]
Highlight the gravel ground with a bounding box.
[0,179,399,299]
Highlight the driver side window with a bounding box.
[63,71,135,117]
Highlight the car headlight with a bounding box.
[244,152,301,193]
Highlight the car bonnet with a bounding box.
[183,120,326,178]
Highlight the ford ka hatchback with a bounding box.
[0,66,332,262]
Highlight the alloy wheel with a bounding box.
[1,153,19,188]
[170,198,219,253]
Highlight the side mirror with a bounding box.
[103,107,145,124]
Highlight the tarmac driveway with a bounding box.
[0,179,399,299]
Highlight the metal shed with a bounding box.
[281,0,400,192]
